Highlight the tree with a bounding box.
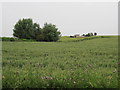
[42,23,61,42]
[94,32,97,36]
[90,33,93,36]
[13,18,41,39]
[85,33,91,37]
[82,34,85,36]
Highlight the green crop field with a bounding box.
[2,36,118,88]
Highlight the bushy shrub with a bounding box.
[2,37,17,41]
[21,39,28,41]
[10,38,15,41]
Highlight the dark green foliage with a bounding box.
[90,33,93,36]
[9,38,15,41]
[41,23,61,42]
[1,37,35,42]
[82,34,85,36]
[82,32,97,37]
[13,18,61,42]
[94,32,97,36]
[85,33,91,37]
[13,18,37,39]
[2,37,17,41]
[33,23,42,40]
[36,34,44,41]
[85,33,94,37]
[101,36,104,38]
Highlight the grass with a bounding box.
[2,36,118,88]
[58,36,113,42]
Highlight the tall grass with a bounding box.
[2,36,118,88]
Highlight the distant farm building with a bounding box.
[74,34,80,37]
[70,34,80,38]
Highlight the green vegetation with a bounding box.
[82,32,97,37]
[13,18,61,42]
[1,36,111,42]
[1,37,36,42]
[2,36,118,88]
[58,36,112,42]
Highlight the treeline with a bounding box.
[13,18,61,42]
[82,32,97,37]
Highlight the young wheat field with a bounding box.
[2,36,118,88]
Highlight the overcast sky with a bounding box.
[1,2,118,36]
